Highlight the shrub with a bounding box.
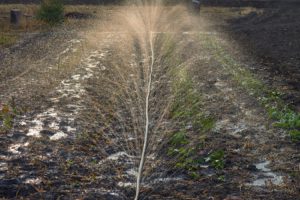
[37,0,64,25]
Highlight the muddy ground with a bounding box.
[0,4,299,200]
[226,5,300,111]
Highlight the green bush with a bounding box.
[37,0,64,25]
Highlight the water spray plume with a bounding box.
[83,1,201,199]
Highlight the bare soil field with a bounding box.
[0,3,299,200]
[226,5,300,111]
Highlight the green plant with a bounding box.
[0,100,23,133]
[289,130,300,142]
[272,109,300,129]
[66,159,74,167]
[207,150,225,170]
[37,0,64,25]
[0,104,13,132]
[218,175,225,182]
[169,131,189,146]
[197,117,215,133]
[170,72,216,132]
[3,115,13,129]
[268,106,300,141]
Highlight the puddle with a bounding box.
[118,182,135,188]
[6,41,110,163]
[0,162,8,171]
[50,131,68,141]
[249,160,284,186]
[27,119,43,137]
[99,151,135,165]
[8,142,29,154]
[214,120,248,138]
[24,177,42,185]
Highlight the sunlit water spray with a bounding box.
[83,1,204,199]
[0,2,291,199]
[3,1,200,198]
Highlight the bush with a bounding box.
[37,0,64,25]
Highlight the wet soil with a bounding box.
[0,5,299,200]
[225,5,300,111]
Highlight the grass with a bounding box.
[201,33,300,142]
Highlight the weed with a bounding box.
[190,171,201,179]
[3,115,13,129]
[206,150,225,170]
[289,130,300,142]
[217,175,225,181]
[266,106,300,141]
[0,99,23,133]
[66,159,74,168]
[197,117,215,133]
[169,131,189,146]
[272,109,300,129]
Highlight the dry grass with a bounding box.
[201,6,263,19]
[0,3,262,47]
[0,4,40,31]
[0,4,111,47]
[0,33,17,46]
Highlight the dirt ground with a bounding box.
[226,5,300,111]
[0,3,299,200]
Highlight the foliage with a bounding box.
[37,0,64,25]
[289,130,300,142]
[206,150,225,170]
[268,106,300,141]
[169,131,189,146]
